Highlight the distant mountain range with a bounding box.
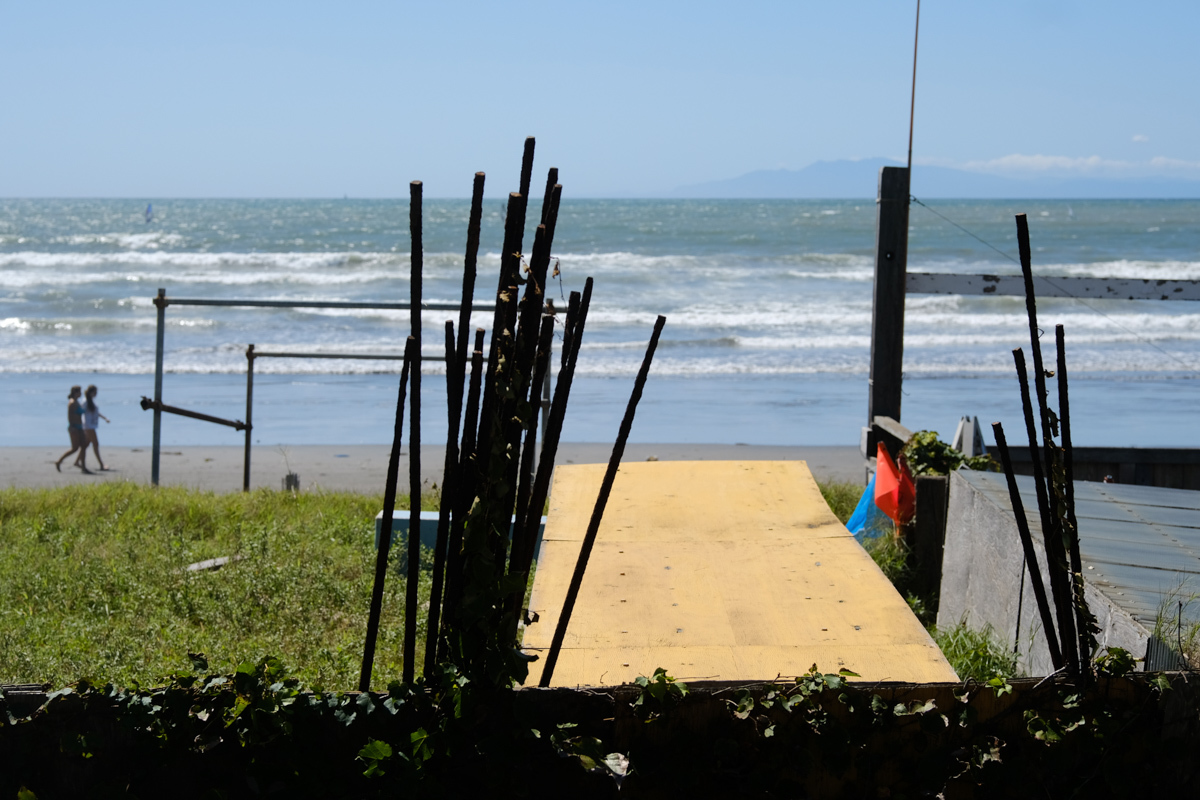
[671,158,1200,199]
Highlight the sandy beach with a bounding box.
[2,443,865,494]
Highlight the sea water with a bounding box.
[2,198,1198,447]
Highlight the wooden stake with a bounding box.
[508,315,556,627]
[442,329,486,623]
[425,321,458,675]
[992,421,1064,672]
[1014,348,1076,673]
[359,338,414,691]
[404,181,423,684]
[1057,324,1092,668]
[516,284,591,575]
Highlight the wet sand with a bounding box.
[2,443,865,494]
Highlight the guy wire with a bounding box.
[909,194,1200,376]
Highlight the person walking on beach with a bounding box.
[81,385,110,471]
[55,385,90,473]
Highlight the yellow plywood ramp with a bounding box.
[522,461,956,686]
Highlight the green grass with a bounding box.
[0,483,439,691]
[2,478,1016,690]
[1153,581,1200,667]
[817,479,863,525]
[932,619,1019,682]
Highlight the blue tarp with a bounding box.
[846,475,891,543]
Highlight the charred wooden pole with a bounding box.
[482,292,519,575]
[359,338,414,691]
[436,175,485,656]
[441,329,485,642]
[425,321,459,675]
[475,193,527,475]
[507,315,556,624]
[1014,348,1077,674]
[457,173,485,369]
[992,420,1063,672]
[561,290,580,369]
[541,169,559,225]
[501,223,555,565]
[516,283,591,576]
[1057,324,1092,668]
[519,136,536,199]
[1015,214,1079,673]
[539,314,667,687]
[1017,214,1067,544]
[403,181,423,684]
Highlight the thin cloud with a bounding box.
[953,153,1200,177]
[1132,134,1150,143]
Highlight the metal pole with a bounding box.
[243,344,255,492]
[152,288,167,486]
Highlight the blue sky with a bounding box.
[2,1,1197,197]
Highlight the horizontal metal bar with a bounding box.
[248,351,490,363]
[139,397,247,431]
[163,298,493,311]
[907,272,1200,301]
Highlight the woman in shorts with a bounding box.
[55,385,89,473]
[81,384,110,471]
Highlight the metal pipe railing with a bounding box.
[149,288,551,490]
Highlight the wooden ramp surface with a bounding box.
[522,461,956,686]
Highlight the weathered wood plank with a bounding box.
[523,461,956,686]
[907,272,1200,301]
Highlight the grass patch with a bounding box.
[932,619,1019,682]
[817,479,863,525]
[1154,581,1200,666]
[0,483,439,691]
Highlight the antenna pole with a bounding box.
[907,0,921,175]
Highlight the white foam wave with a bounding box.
[551,250,874,278]
[6,340,1197,378]
[50,232,188,249]
[1054,259,1200,280]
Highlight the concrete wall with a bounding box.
[937,470,1149,676]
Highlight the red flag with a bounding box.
[875,442,915,525]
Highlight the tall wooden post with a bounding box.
[866,167,910,455]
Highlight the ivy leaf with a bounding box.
[894,699,936,717]
[603,752,630,779]
[733,690,755,720]
[781,693,804,712]
[188,652,208,673]
[357,739,392,778]
[410,728,434,762]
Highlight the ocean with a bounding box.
[2,197,1198,449]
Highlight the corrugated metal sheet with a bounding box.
[959,471,1200,626]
